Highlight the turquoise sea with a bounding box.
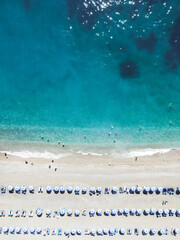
[0,0,179,157]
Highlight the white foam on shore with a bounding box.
[0,151,71,159]
[76,151,106,156]
[121,148,172,158]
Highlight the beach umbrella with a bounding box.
[150,229,156,235]
[46,209,51,216]
[23,227,28,234]
[37,209,42,217]
[89,209,95,216]
[64,230,69,236]
[75,187,80,194]
[60,209,65,216]
[9,227,14,234]
[177,187,180,194]
[104,209,110,216]
[77,229,82,235]
[97,209,102,216]
[144,208,150,215]
[29,186,34,193]
[71,230,76,235]
[91,230,96,236]
[157,209,163,215]
[144,187,150,194]
[97,186,102,193]
[3,227,8,233]
[97,229,103,235]
[130,208,136,215]
[124,208,129,216]
[16,227,21,234]
[111,209,117,216]
[150,186,156,193]
[67,209,72,216]
[136,209,142,216]
[30,228,35,234]
[90,187,95,194]
[109,229,114,236]
[67,186,73,193]
[54,186,59,193]
[118,208,124,215]
[82,187,87,194]
[159,229,165,235]
[15,186,20,193]
[136,186,142,193]
[60,186,65,193]
[120,229,125,235]
[150,209,156,215]
[163,209,169,216]
[130,186,136,193]
[8,185,13,192]
[176,209,180,216]
[46,186,52,193]
[174,229,180,234]
[143,229,149,235]
[156,187,163,194]
[75,210,80,216]
[112,186,118,194]
[21,185,26,193]
[103,229,108,235]
[170,208,176,216]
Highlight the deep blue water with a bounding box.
[0,0,180,149]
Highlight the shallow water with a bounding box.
[0,0,179,152]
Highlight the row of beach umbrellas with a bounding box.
[2,208,179,217]
[1,227,180,236]
[1,185,179,195]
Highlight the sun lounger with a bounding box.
[58,228,62,235]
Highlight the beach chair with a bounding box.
[58,229,62,235]
[135,228,139,235]
[127,228,132,235]
[1,185,6,194]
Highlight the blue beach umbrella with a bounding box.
[104,209,110,216]
[60,186,65,193]
[118,208,124,215]
[67,209,72,216]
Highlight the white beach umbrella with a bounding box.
[120,229,125,235]
[3,227,8,233]
[21,185,26,191]
[71,229,76,235]
[130,208,136,215]
[150,186,156,192]
[160,229,165,235]
[130,186,136,193]
[46,209,51,215]
[91,230,96,236]
[97,229,103,235]
[97,209,102,216]
[64,230,69,235]
[54,186,59,192]
[136,209,142,215]
[75,210,80,216]
[89,209,95,216]
[163,209,169,216]
[75,186,80,193]
[16,227,21,234]
[46,186,51,192]
[118,208,123,215]
[90,187,95,194]
[109,229,114,235]
[150,229,156,235]
[67,186,73,193]
[112,186,118,194]
[29,186,34,192]
[36,228,41,234]
[144,208,150,215]
[124,208,129,215]
[158,209,163,215]
[150,208,156,215]
[37,209,42,216]
[77,229,82,235]
[111,209,117,216]
[145,187,150,192]
[143,229,149,235]
[9,227,14,233]
[15,186,20,192]
[104,209,110,216]
[30,227,35,234]
[23,227,28,234]
[176,209,180,216]
[97,186,102,193]
[157,187,163,193]
[8,185,13,192]
[67,209,72,216]
[60,209,65,216]
[60,186,65,193]
[174,229,180,234]
[82,187,87,194]
[136,186,142,193]
[103,229,108,235]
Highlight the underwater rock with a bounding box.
[120,61,139,78]
[135,32,157,53]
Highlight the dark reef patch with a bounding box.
[120,61,139,78]
[135,32,157,54]
[23,0,31,11]
[165,15,180,71]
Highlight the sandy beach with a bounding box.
[0,149,179,239]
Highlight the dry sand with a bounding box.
[0,150,180,239]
